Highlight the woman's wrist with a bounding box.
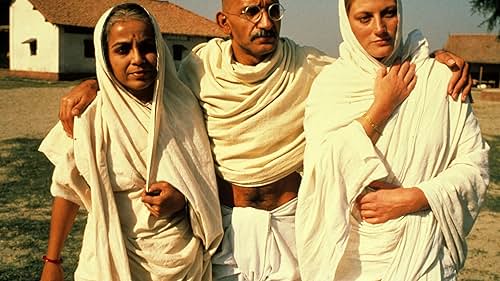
[359,106,389,137]
[367,103,392,125]
[404,187,430,214]
[42,255,63,265]
[361,113,383,135]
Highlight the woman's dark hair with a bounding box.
[345,0,352,13]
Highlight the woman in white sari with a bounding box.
[296,0,489,280]
[39,3,222,281]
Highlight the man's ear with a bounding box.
[216,12,231,35]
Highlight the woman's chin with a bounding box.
[125,81,155,101]
[372,52,393,61]
[366,45,394,61]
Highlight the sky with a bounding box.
[168,0,494,57]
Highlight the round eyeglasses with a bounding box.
[227,2,286,23]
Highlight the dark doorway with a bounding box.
[0,0,10,68]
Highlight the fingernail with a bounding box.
[447,59,455,65]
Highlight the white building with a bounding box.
[4,0,225,80]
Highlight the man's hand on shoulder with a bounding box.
[431,50,472,102]
[59,79,98,137]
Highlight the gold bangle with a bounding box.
[362,113,383,135]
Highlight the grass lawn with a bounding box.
[0,138,85,281]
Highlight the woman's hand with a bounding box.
[372,60,417,120]
[355,181,429,224]
[59,79,98,137]
[40,262,63,281]
[141,181,186,218]
[358,61,417,142]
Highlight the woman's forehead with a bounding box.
[348,0,397,10]
[108,20,154,40]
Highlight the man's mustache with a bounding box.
[250,29,277,41]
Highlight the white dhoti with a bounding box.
[213,199,299,281]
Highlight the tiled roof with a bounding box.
[444,33,500,64]
[27,0,225,38]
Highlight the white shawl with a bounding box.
[40,5,222,281]
[296,0,489,280]
[178,38,334,186]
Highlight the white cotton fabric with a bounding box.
[178,38,334,187]
[40,5,222,281]
[212,199,299,281]
[296,0,490,280]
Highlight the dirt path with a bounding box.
[0,87,69,141]
[459,98,500,280]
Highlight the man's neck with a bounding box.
[232,52,269,66]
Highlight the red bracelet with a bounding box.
[42,255,63,264]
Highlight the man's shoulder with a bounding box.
[180,37,227,68]
[191,37,226,56]
[281,38,336,73]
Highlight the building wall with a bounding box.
[164,35,211,68]
[59,28,95,74]
[9,0,217,79]
[10,0,59,73]
[165,35,208,56]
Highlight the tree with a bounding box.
[470,0,500,35]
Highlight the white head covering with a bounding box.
[337,0,430,76]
